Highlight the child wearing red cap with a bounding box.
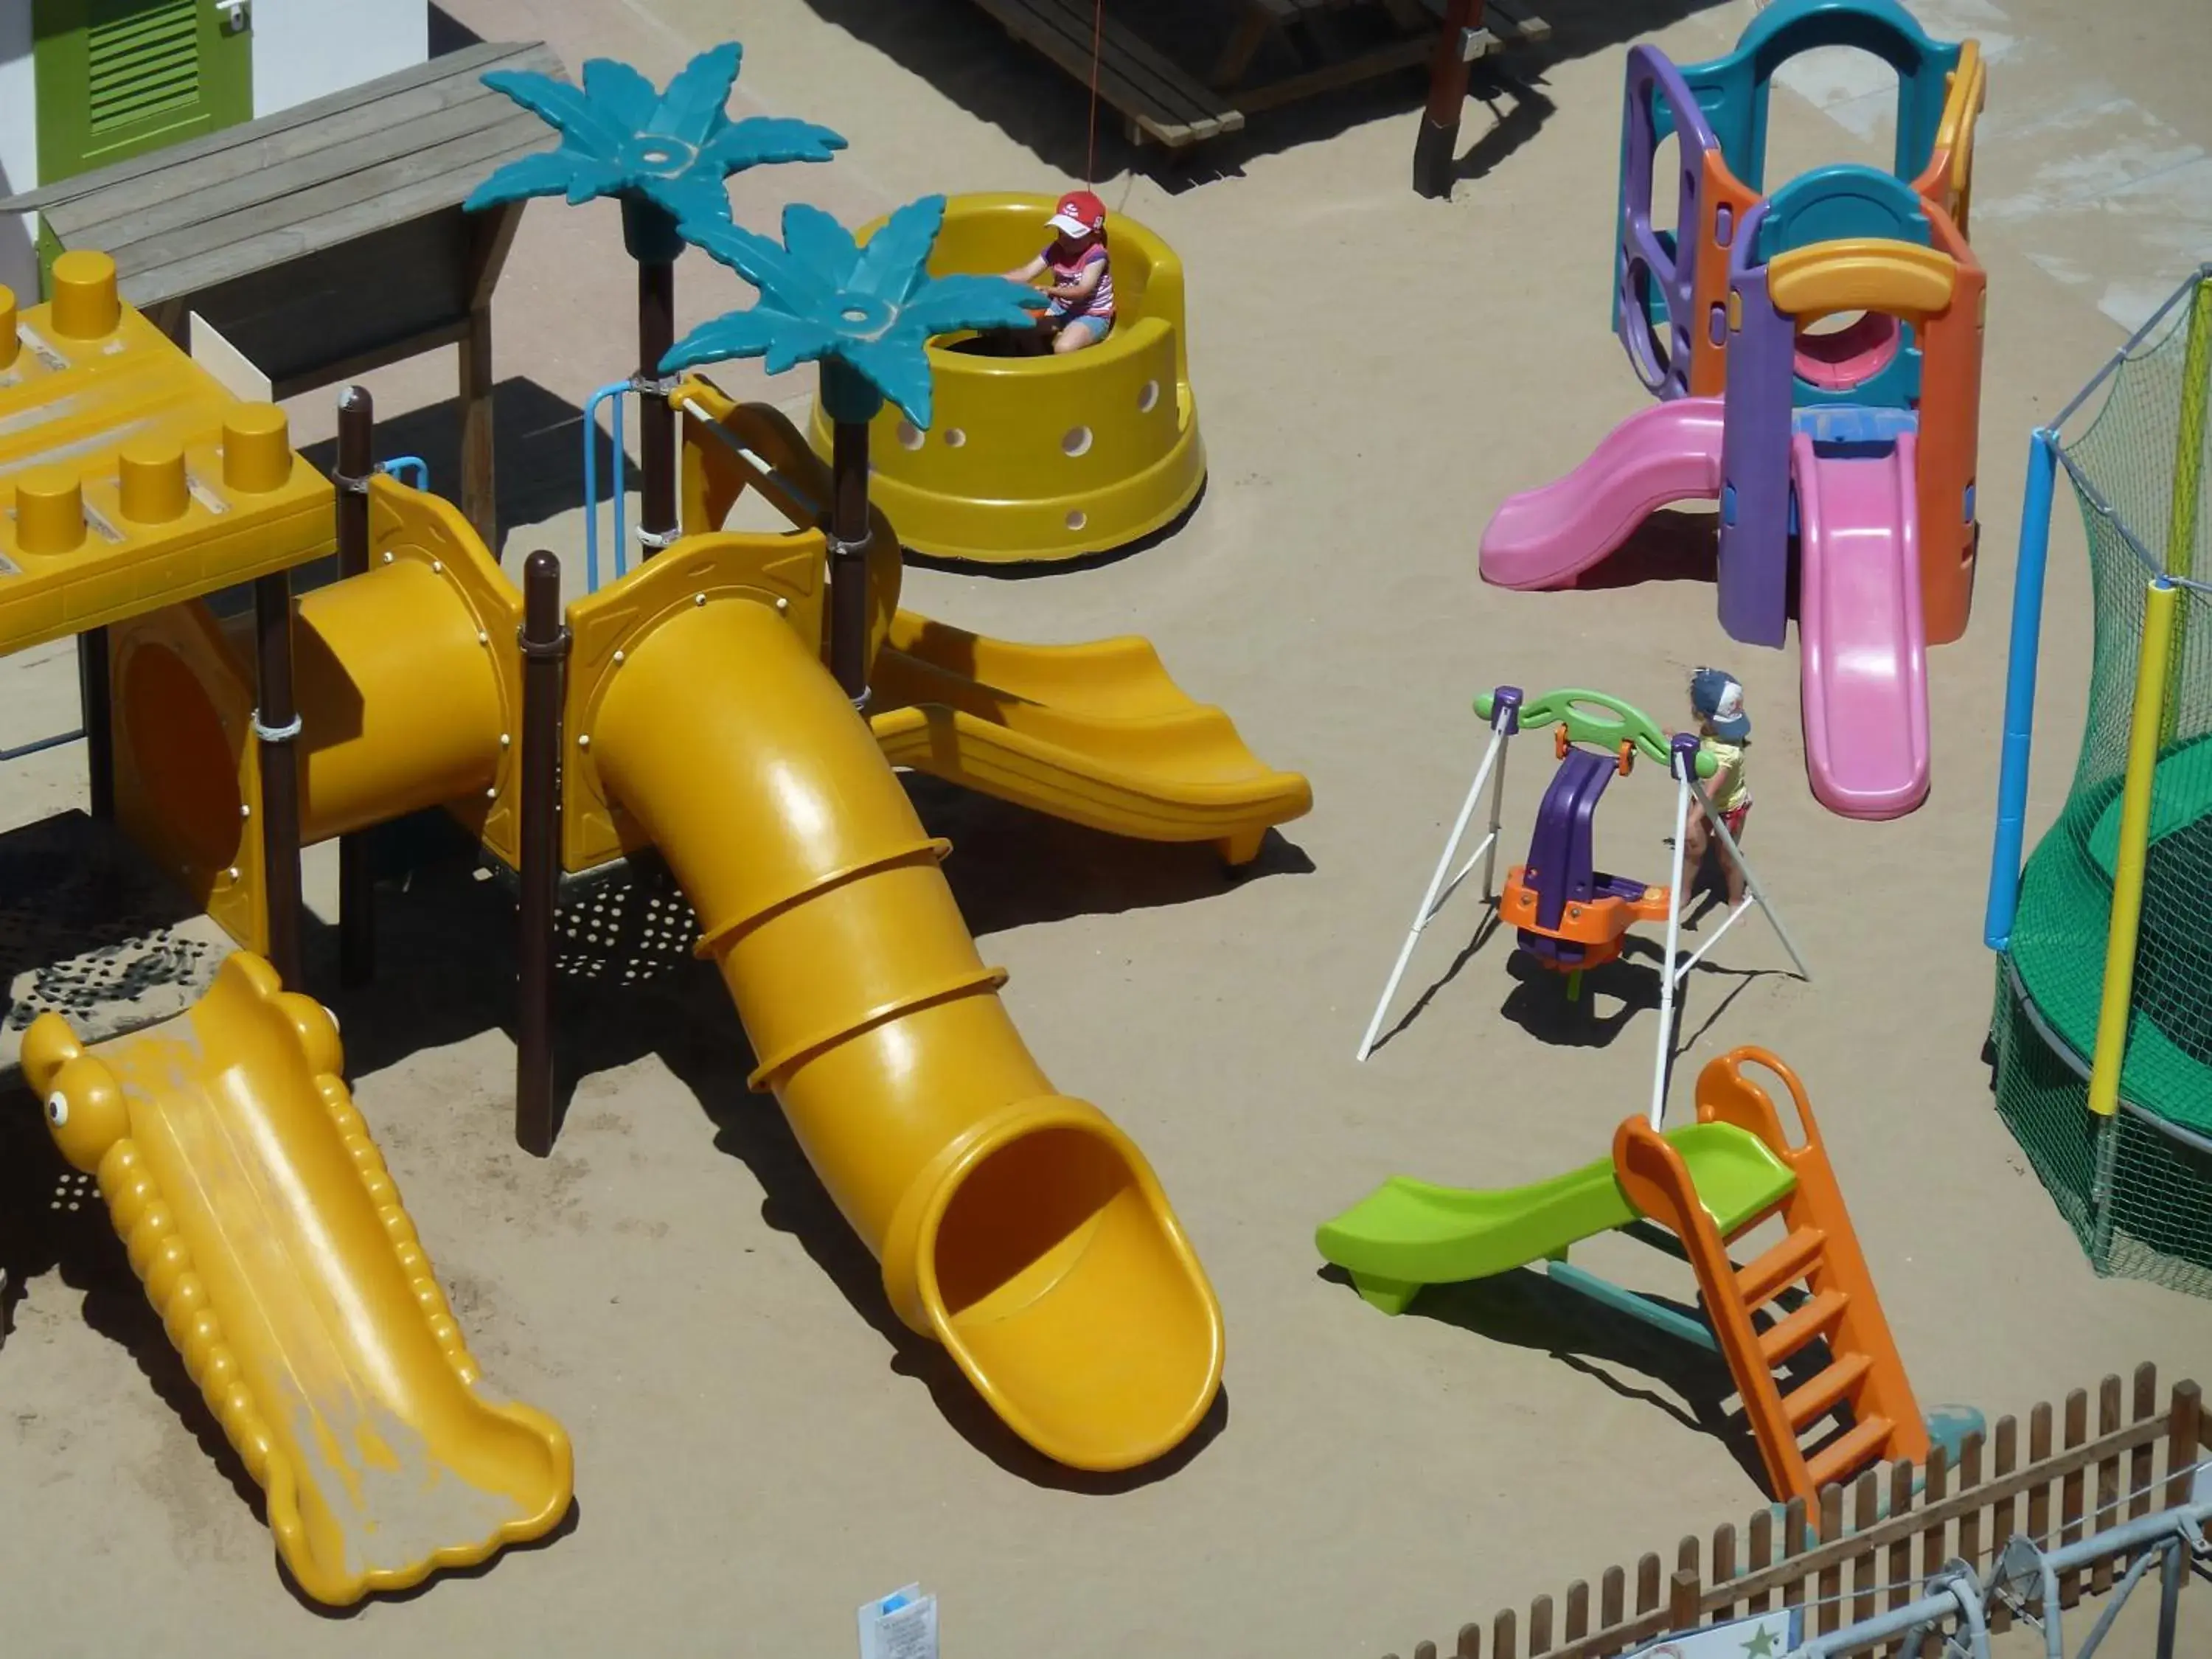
[1001,189,1115,354]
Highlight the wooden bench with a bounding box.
[966,0,1247,149]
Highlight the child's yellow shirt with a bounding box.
[1701,736,1751,810]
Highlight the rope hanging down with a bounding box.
[1086,0,1104,184]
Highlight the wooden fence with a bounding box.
[1377,1365,2207,1659]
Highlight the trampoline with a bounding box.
[1986,265,2212,1293]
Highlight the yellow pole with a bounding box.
[2158,276,2211,745]
[2088,577,2180,1116]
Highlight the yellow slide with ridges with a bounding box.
[872,611,1313,863]
[24,955,574,1606]
[583,591,1223,1471]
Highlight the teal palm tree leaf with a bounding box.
[468,44,847,225]
[782,203,859,285]
[899,273,1047,335]
[838,333,936,428]
[762,320,844,378]
[463,150,577,214]
[678,212,821,311]
[580,58,659,129]
[850,193,946,302]
[661,308,797,373]
[701,117,847,172]
[563,159,630,206]
[480,69,626,158]
[653,41,743,143]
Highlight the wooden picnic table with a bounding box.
[964,0,1545,170]
[0,39,560,547]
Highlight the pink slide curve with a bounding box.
[1479,397,1728,589]
[1791,431,1931,819]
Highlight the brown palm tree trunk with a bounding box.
[638,255,676,556]
[829,417,872,705]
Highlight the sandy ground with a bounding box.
[4,0,2212,1652]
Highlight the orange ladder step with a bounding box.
[1757,1287,1848,1366]
[1804,1414,1895,1494]
[1780,1352,1871,1430]
[1735,1225,1826,1308]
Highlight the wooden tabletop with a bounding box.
[0,40,559,310]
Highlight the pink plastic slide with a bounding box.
[1479,397,1728,589]
[1791,431,1931,819]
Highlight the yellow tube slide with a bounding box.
[24,953,572,1604]
[590,595,1223,1470]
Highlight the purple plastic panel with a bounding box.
[1717,202,1794,649]
[1618,47,1723,401]
[1522,748,1614,939]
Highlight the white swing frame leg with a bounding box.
[1651,771,1695,1127]
[1649,771,1814,1126]
[1355,723,1512,1062]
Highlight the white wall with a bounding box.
[252,0,429,119]
[0,5,38,305]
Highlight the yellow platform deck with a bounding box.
[0,253,334,657]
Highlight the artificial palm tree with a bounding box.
[662,195,1043,704]
[465,44,844,554]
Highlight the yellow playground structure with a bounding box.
[1,246,1306,1599]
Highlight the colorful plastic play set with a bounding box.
[1480,0,1986,820]
[4,0,2205,1630]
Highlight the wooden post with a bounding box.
[515,549,568,1158]
[76,627,114,820]
[459,304,496,549]
[638,257,677,559]
[829,417,872,705]
[1666,1568,1700,1633]
[335,386,375,987]
[2163,1380,2202,1510]
[252,572,305,987]
[459,200,521,553]
[1414,0,1485,199]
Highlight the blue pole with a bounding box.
[1985,428,2061,950]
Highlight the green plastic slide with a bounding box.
[1315,1122,1797,1314]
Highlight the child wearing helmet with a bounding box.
[1001,189,1115,354]
[1682,667,1753,911]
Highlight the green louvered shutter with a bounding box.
[32,0,253,185]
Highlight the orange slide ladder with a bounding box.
[1613,1050,1932,1510]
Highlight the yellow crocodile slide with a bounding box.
[679,385,1310,864]
[24,954,573,1606]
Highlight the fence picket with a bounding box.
[1746,1510,1773,1614]
[1816,1486,1844,1634]
[2130,1363,2159,1521]
[2059,1387,2087,1607]
[2090,1374,2121,1596]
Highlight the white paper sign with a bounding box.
[1632,1607,1801,1658]
[2191,1458,2212,1506]
[858,1584,939,1659]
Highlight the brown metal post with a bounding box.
[1414,0,1484,199]
[76,627,114,820]
[252,571,305,987]
[515,549,568,1157]
[637,257,677,559]
[334,386,375,986]
[829,417,872,704]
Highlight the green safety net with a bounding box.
[1994,274,2212,1293]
